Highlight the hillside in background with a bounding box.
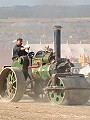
[0,5,90,18]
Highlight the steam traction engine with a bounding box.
[0,26,90,105]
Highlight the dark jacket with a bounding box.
[12,44,27,59]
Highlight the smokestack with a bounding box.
[54,25,62,63]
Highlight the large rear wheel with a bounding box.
[0,67,25,102]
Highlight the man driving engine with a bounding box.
[12,38,30,60]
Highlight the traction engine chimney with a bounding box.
[54,25,62,64]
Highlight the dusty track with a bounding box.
[0,95,90,120]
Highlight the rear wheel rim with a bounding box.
[0,67,25,102]
[2,70,17,100]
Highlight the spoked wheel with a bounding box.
[28,92,48,102]
[29,82,48,102]
[34,92,48,102]
[0,67,25,102]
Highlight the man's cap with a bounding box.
[17,38,22,41]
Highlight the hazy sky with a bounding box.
[0,0,90,7]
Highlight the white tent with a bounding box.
[79,64,90,76]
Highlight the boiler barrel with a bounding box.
[31,65,51,80]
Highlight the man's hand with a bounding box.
[25,46,30,50]
[21,46,30,51]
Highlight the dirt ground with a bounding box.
[0,95,90,120]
